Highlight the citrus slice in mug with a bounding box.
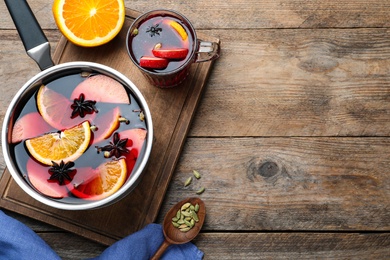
[69,159,127,200]
[52,0,125,47]
[168,20,188,41]
[25,121,91,165]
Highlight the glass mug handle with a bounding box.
[195,41,220,63]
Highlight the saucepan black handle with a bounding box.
[5,0,54,70]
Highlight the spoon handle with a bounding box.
[150,239,171,260]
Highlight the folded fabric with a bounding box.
[0,210,203,259]
[0,210,60,260]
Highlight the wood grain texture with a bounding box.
[34,232,390,259]
[0,0,389,258]
[158,137,390,230]
[1,0,390,29]
[190,28,390,137]
[4,225,386,260]
[39,232,105,260]
[193,233,390,259]
[8,203,387,259]
[2,28,390,138]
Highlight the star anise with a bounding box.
[146,23,162,37]
[48,160,75,185]
[96,132,129,158]
[70,93,98,118]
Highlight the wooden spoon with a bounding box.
[150,197,206,260]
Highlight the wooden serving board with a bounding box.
[0,9,219,245]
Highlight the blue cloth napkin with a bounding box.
[0,210,203,260]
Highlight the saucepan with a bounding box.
[2,0,153,210]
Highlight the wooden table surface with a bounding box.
[1,0,389,259]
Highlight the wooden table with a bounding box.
[1,0,389,259]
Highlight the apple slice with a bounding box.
[71,74,130,104]
[11,112,53,143]
[26,159,70,199]
[140,56,169,69]
[37,85,96,130]
[118,128,147,158]
[94,128,147,177]
[152,48,189,60]
[66,166,97,199]
[91,107,121,144]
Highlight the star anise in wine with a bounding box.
[146,23,162,37]
[96,132,129,158]
[70,93,98,118]
[48,161,75,185]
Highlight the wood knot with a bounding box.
[247,159,281,182]
[258,161,279,178]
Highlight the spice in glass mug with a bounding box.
[128,14,194,74]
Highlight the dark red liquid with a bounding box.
[9,72,147,204]
[128,14,194,73]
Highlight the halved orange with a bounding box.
[25,121,91,166]
[69,159,127,200]
[52,0,125,47]
[37,85,95,130]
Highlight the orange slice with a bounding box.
[37,85,95,130]
[25,121,91,166]
[52,0,125,47]
[69,159,127,200]
[168,20,188,41]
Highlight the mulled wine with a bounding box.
[9,72,148,204]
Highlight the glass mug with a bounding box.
[126,9,220,88]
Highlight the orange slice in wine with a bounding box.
[25,121,91,166]
[69,159,127,200]
[168,20,188,41]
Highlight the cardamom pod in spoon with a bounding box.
[151,197,205,260]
